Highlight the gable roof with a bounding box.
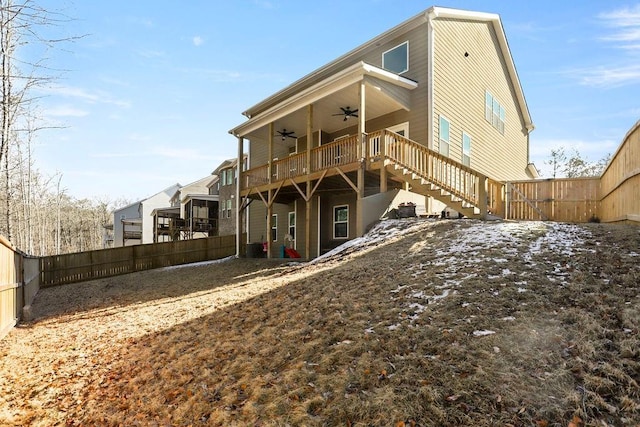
[231,6,532,133]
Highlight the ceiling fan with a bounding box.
[276,129,296,140]
[333,106,359,121]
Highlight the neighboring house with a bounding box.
[213,156,247,237]
[230,6,536,259]
[113,183,181,247]
[151,175,219,242]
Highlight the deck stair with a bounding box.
[368,129,504,219]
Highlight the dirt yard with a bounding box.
[1,219,639,426]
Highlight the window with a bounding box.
[439,116,450,157]
[288,212,295,240]
[382,41,409,74]
[485,91,505,134]
[462,132,471,167]
[226,199,232,218]
[271,214,278,242]
[220,200,225,218]
[333,205,348,239]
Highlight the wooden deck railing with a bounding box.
[242,136,360,189]
[310,134,359,172]
[241,129,504,215]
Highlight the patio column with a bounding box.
[235,135,243,257]
[380,131,387,193]
[356,80,366,237]
[267,123,274,258]
[306,104,313,259]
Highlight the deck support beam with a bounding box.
[236,136,243,257]
[305,104,313,259]
[356,81,366,237]
[478,175,488,220]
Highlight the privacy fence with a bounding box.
[1,236,39,340]
[1,234,244,340]
[506,119,640,224]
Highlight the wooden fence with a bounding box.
[40,234,244,287]
[1,236,23,339]
[599,119,640,224]
[1,236,40,340]
[507,178,600,222]
[507,119,640,224]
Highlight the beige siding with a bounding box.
[432,19,530,181]
[359,26,431,146]
[599,120,640,222]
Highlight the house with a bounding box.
[213,156,247,237]
[151,175,219,242]
[229,6,536,259]
[113,183,181,247]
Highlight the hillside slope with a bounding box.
[1,219,639,426]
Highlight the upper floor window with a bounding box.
[220,168,235,186]
[439,115,450,157]
[462,132,471,167]
[485,91,505,134]
[382,41,409,74]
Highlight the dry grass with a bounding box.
[1,219,639,426]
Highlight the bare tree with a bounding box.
[544,146,611,179]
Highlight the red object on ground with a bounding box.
[284,247,301,258]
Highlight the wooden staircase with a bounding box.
[386,166,482,218]
[367,129,505,219]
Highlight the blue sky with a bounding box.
[30,0,640,201]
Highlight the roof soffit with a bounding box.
[231,62,417,137]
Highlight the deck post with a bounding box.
[235,136,243,257]
[478,175,488,220]
[356,81,366,236]
[267,123,274,258]
[380,131,387,192]
[306,104,313,259]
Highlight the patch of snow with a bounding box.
[388,323,401,331]
[161,256,234,271]
[501,316,516,321]
[473,330,496,337]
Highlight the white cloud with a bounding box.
[43,85,131,108]
[599,5,640,28]
[192,36,204,46]
[46,105,90,117]
[574,64,640,88]
[598,5,640,48]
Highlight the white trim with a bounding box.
[388,122,409,138]
[462,131,471,167]
[317,196,321,257]
[382,41,409,74]
[438,115,450,157]
[288,210,296,249]
[333,205,349,240]
[271,213,278,242]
